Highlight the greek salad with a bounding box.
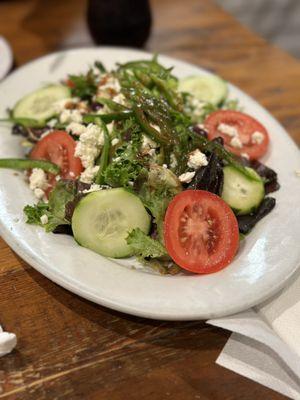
[0,56,279,275]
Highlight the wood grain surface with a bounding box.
[0,0,299,399]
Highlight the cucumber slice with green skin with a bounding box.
[221,166,265,215]
[72,188,151,258]
[178,75,227,105]
[13,85,71,121]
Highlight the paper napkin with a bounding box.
[207,270,300,399]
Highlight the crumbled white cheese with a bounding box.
[29,168,48,199]
[149,123,161,133]
[111,138,119,146]
[190,97,205,117]
[218,123,238,137]
[230,136,243,149]
[54,98,80,113]
[75,123,104,168]
[47,118,57,128]
[178,171,196,183]
[251,131,264,144]
[66,122,86,136]
[97,74,121,97]
[170,153,178,169]
[187,149,208,169]
[196,123,205,130]
[113,93,127,106]
[107,122,114,134]
[141,135,158,155]
[0,325,17,357]
[162,164,168,169]
[59,109,83,124]
[40,129,53,139]
[55,175,61,182]
[82,183,102,193]
[34,188,45,199]
[80,166,100,184]
[148,149,156,157]
[40,214,48,225]
[241,152,249,160]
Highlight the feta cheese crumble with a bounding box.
[149,123,161,133]
[40,214,48,225]
[170,153,178,169]
[113,93,127,106]
[75,123,104,169]
[59,109,83,124]
[29,168,48,199]
[187,149,208,169]
[97,74,121,98]
[111,138,119,146]
[189,97,205,118]
[82,183,103,193]
[230,136,243,149]
[178,171,195,183]
[218,123,238,137]
[66,122,86,136]
[241,152,249,160]
[33,188,45,200]
[141,135,158,155]
[80,166,100,184]
[251,131,264,144]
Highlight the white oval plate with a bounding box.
[0,36,13,81]
[0,48,299,320]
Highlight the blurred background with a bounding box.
[0,0,300,65]
[216,0,300,58]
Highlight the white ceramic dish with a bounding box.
[0,36,13,81]
[0,47,299,320]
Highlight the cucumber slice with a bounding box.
[13,85,71,121]
[72,188,151,258]
[221,166,265,215]
[178,75,227,105]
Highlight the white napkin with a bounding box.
[0,324,17,357]
[207,270,300,399]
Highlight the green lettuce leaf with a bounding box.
[126,228,168,258]
[23,180,76,232]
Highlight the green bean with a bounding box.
[150,74,182,111]
[190,130,257,180]
[133,105,172,146]
[83,110,133,124]
[96,97,128,112]
[0,158,60,174]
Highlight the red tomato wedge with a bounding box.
[164,190,239,274]
[30,130,83,195]
[205,110,269,160]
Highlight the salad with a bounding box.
[0,56,279,275]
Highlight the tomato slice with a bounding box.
[30,130,83,195]
[205,110,269,160]
[164,190,239,274]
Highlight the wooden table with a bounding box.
[0,0,299,399]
